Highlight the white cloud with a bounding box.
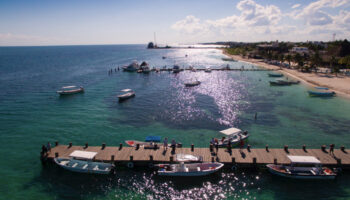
[292,4,301,9]
[294,0,350,26]
[171,15,206,34]
[170,0,350,42]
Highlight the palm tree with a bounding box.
[330,56,339,76]
[310,51,321,72]
[286,54,292,68]
[293,53,303,70]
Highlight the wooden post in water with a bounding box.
[102,143,106,150]
[119,143,123,150]
[130,156,133,161]
[85,143,88,149]
[136,143,140,150]
[111,155,115,162]
[253,157,257,164]
[284,145,288,153]
[191,144,194,152]
[265,145,269,152]
[232,157,236,164]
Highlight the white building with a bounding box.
[291,47,309,54]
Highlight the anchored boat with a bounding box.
[122,61,140,72]
[185,80,201,87]
[57,86,84,95]
[267,156,337,180]
[204,67,212,73]
[118,89,135,101]
[308,87,336,97]
[54,150,114,174]
[268,72,283,77]
[215,127,249,147]
[157,162,224,176]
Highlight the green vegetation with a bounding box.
[223,39,350,73]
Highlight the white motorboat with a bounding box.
[57,86,84,95]
[54,150,114,174]
[215,127,249,147]
[118,89,135,101]
[175,154,203,162]
[157,162,224,176]
[125,139,182,149]
[122,61,140,72]
[267,156,337,180]
[185,80,201,87]
[204,67,212,73]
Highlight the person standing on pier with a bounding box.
[46,142,51,152]
[163,137,168,150]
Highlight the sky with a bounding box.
[0,0,349,46]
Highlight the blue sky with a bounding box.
[0,0,349,46]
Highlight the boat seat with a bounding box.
[82,164,88,169]
[72,163,78,168]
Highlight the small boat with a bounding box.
[175,154,203,162]
[156,162,224,176]
[54,150,114,174]
[204,67,212,73]
[314,87,329,90]
[308,90,336,97]
[268,73,283,77]
[57,86,84,95]
[140,61,151,73]
[216,127,249,147]
[118,89,135,101]
[185,80,201,87]
[267,156,336,180]
[269,79,292,86]
[122,61,140,72]
[173,65,181,73]
[221,57,237,62]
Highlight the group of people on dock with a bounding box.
[41,142,51,156]
[163,137,177,150]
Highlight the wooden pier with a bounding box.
[43,143,350,169]
[157,68,275,72]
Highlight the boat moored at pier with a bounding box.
[54,150,114,174]
[267,156,337,180]
[156,162,224,176]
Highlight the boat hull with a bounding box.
[57,88,84,95]
[54,158,113,174]
[308,91,335,97]
[157,163,224,177]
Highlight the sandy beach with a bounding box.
[223,50,350,99]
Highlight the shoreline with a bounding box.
[222,50,350,99]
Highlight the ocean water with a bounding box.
[1,45,350,200]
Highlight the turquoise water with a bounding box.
[1,45,350,199]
